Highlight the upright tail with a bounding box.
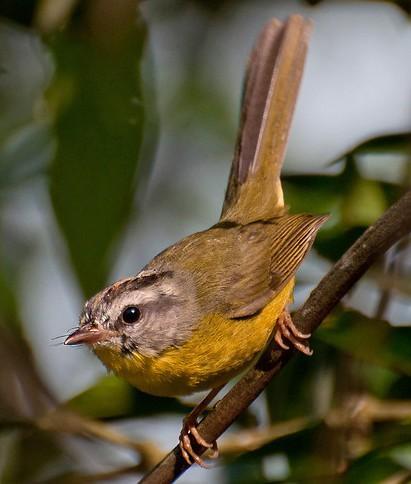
[220,15,312,224]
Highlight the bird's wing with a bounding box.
[221,223,277,318]
[223,214,328,318]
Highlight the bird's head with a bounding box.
[64,270,198,358]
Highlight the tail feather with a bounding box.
[221,15,312,224]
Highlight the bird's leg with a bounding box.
[274,308,313,355]
[179,384,224,467]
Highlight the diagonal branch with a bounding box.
[140,189,411,483]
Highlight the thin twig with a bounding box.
[140,189,411,483]
[36,408,164,469]
[218,417,311,455]
[47,464,143,483]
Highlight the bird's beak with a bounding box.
[64,324,108,346]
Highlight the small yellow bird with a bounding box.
[65,16,327,466]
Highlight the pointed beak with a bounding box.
[64,324,108,346]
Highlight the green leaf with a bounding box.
[266,341,337,421]
[0,268,19,330]
[342,177,387,227]
[343,453,403,484]
[66,375,186,419]
[284,174,343,218]
[1,429,63,483]
[317,311,411,376]
[226,423,333,483]
[47,18,146,296]
[66,375,135,419]
[353,133,411,156]
[0,122,52,191]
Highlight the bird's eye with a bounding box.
[122,306,141,324]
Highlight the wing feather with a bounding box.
[224,214,328,318]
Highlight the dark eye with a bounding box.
[122,306,141,324]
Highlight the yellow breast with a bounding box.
[94,278,294,397]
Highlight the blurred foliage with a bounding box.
[0,1,410,483]
[143,0,411,16]
[284,135,411,261]
[48,8,146,296]
[67,374,186,420]
[318,310,411,376]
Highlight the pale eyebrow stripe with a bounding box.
[102,270,175,304]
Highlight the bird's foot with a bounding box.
[179,414,218,467]
[274,309,313,355]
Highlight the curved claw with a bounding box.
[274,329,290,350]
[208,440,219,459]
[179,417,219,467]
[274,310,312,355]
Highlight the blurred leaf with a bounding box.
[342,178,387,227]
[66,375,186,420]
[226,419,411,483]
[343,453,403,484]
[48,13,146,296]
[40,466,141,484]
[226,457,265,484]
[389,375,411,400]
[66,375,134,419]
[318,311,411,377]
[353,133,411,156]
[0,266,54,422]
[1,429,63,483]
[373,422,411,451]
[0,268,19,330]
[171,78,236,142]
[285,142,405,262]
[389,442,411,469]
[315,226,367,262]
[266,341,337,421]
[361,365,398,400]
[0,1,36,26]
[0,19,53,191]
[284,173,344,217]
[226,423,336,483]
[342,435,411,484]
[0,122,52,191]
[284,157,361,261]
[0,327,55,424]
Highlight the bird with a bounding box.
[65,15,327,467]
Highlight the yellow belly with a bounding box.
[94,278,294,397]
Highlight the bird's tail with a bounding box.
[220,15,311,224]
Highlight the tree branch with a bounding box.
[140,189,411,483]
